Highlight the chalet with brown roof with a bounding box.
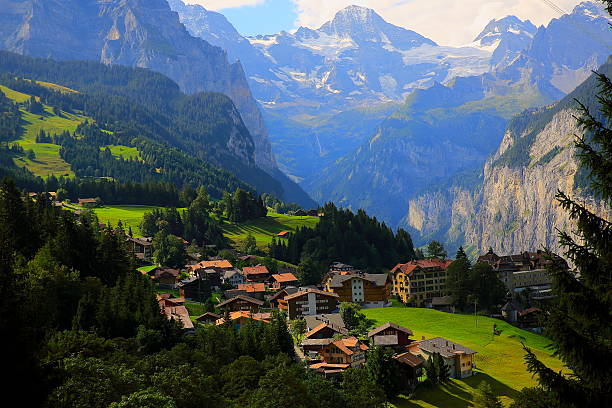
[195,312,221,325]
[304,313,346,332]
[391,259,452,306]
[319,337,368,368]
[157,296,194,333]
[190,259,234,275]
[242,264,271,282]
[393,352,424,390]
[408,337,477,379]
[269,272,299,289]
[237,282,266,300]
[178,276,210,301]
[368,322,413,349]
[323,272,391,307]
[215,311,271,329]
[127,236,153,261]
[217,295,264,313]
[301,321,349,354]
[280,288,340,319]
[269,286,299,308]
[153,267,180,285]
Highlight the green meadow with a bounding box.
[363,307,564,407]
[221,211,319,248]
[1,84,88,178]
[93,205,184,237]
[101,145,141,161]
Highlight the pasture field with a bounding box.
[221,212,319,248]
[363,307,564,407]
[93,205,182,236]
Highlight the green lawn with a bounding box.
[93,205,185,236]
[363,307,564,407]
[222,212,319,248]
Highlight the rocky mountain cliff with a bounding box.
[404,60,612,256]
[0,0,315,206]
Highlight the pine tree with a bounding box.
[426,240,447,259]
[513,33,612,407]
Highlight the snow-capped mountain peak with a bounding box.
[474,16,537,48]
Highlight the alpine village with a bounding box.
[0,1,610,408]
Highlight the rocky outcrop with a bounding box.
[406,106,611,256]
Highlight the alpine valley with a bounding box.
[171,0,611,253]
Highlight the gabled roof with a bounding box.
[215,311,271,325]
[194,259,233,269]
[284,288,339,301]
[242,265,270,275]
[417,337,477,358]
[391,259,452,275]
[394,352,424,368]
[327,273,389,288]
[195,312,221,321]
[237,282,266,293]
[269,286,299,302]
[217,295,264,308]
[304,314,345,331]
[304,322,349,338]
[301,338,335,347]
[271,273,298,283]
[329,337,368,355]
[368,322,413,338]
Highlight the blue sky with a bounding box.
[201,0,298,36]
[188,0,584,44]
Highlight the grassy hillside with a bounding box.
[363,307,564,407]
[0,84,87,178]
[100,145,141,161]
[221,212,319,248]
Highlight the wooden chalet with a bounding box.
[368,322,413,349]
[237,282,266,300]
[127,236,153,261]
[195,312,221,325]
[242,264,271,282]
[323,272,391,307]
[178,276,210,301]
[157,295,193,333]
[393,352,424,390]
[280,288,339,319]
[319,337,368,368]
[217,295,264,313]
[269,272,299,289]
[269,286,299,308]
[153,267,180,285]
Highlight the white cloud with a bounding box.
[291,0,586,45]
[185,0,266,11]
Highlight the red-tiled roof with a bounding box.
[271,273,298,283]
[391,259,452,275]
[215,311,271,325]
[394,352,424,368]
[242,265,270,275]
[238,282,266,293]
[194,260,233,269]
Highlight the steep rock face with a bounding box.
[405,62,612,256]
[0,0,277,174]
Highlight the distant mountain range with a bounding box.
[0,0,315,206]
[170,0,611,254]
